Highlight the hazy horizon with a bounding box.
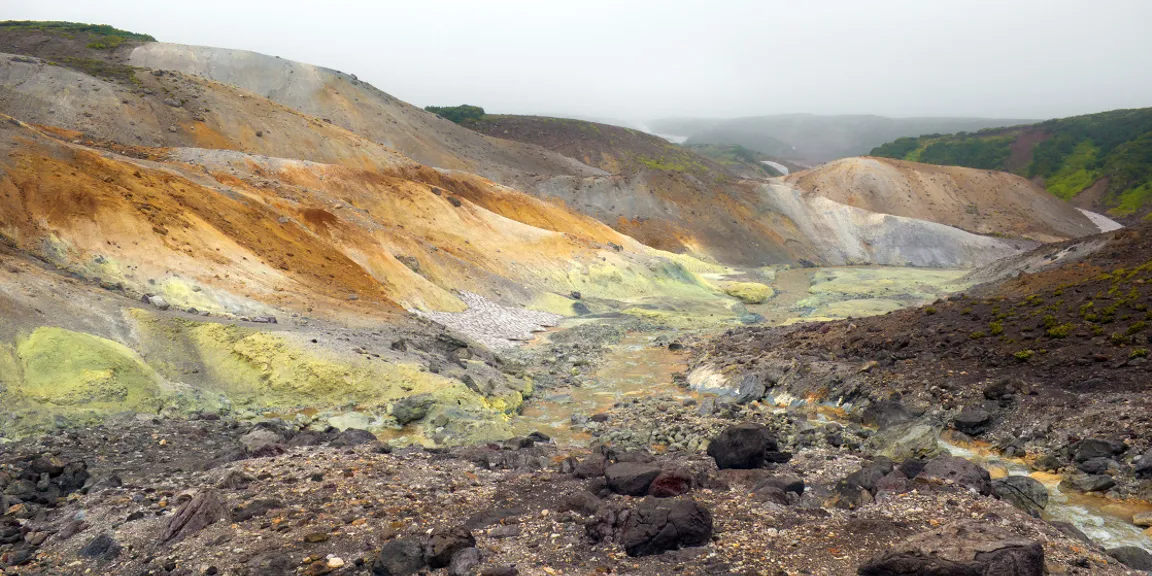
[7,0,1152,122]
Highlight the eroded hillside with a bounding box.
[786,157,1101,243]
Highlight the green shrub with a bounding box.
[1046,323,1074,338]
[1013,350,1035,361]
[969,331,986,340]
[989,321,1004,336]
[1131,348,1149,358]
[425,105,486,125]
[924,306,937,315]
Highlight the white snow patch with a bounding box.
[1076,208,1123,233]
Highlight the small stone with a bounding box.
[305,532,330,543]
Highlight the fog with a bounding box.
[7,0,1152,121]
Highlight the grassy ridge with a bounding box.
[0,20,155,42]
[871,108,1152,220]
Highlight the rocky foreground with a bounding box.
[0,390,1144,576]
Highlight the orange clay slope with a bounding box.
[0,117,722,322]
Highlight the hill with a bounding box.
[785,157,1101,243]
[870,108,1152,222]
[649,114,1036,163]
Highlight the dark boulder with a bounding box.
[828,460,894,509]
[161,491,229,544]
[992,476,1049,517]
[1032,454,1061,473]
[620,498,713,557]
[858,520,1043,576]
[861,398,916,428]
[898,458,929,480]
[1135,449,1152,478]
[1074,438,1125,463]
[424,526,476,569]
[734,373,766,404]
[1107,546,1152,570]
[448,547,481,576]
[573,455,606,479]
[394,394,436,425]
[707,423,777,470]
[751,484,790,505]
[372,537,427,576]
[1058,473,1115,493]
[78,533,121,561]
[1077,457,1118,475]
[952,407,993,436]
[753,474,805,496]
[915,456,992,496]
[648,469,692,498]
[605,463,662,496]
[329,428,377,447]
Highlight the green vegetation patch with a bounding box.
[869,108,1152,217]
[917,135,1014,169]
[0,20,155,41]
[425,104,487,125]
[56,56,140,83]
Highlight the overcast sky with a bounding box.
[8,0,1152,121]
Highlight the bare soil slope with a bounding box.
[127,43,600,182]
[786,157,1098,242]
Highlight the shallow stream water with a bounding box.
[942,436,1152,552]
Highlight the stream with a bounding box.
[943,436,1152,552]
[513,326,1152,553]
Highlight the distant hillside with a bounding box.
[649,114,1035,163]
[683,143,781,178]
[870,108,1152,221]
[467,114,725,178]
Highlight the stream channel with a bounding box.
[515,326,1152,553]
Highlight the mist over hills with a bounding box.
[648,114,1037,163]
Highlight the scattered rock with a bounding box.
[424,526,476,569]
[915,455,992,496]
[868,422,941,462]
[1107,546,1152,571]
[78,533,121,561]
[1059,473,1115,493]
[329,428,377,447]
[238,427,284,454]
[952,407,993,436]
[605,462,662,496]
[648,469,693,498]
[620,497,713,557]
[161,491,229,544]
[707,423,777,469]
[993,476,1049,516]
[448,547,481,576]
[372,538,426,576]
[858,520,1044,576]
[1074,438,1125,463]
[393,394,435,425]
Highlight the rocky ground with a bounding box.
[0,395,1137,575]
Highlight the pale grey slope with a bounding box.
[129,43,602,182]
